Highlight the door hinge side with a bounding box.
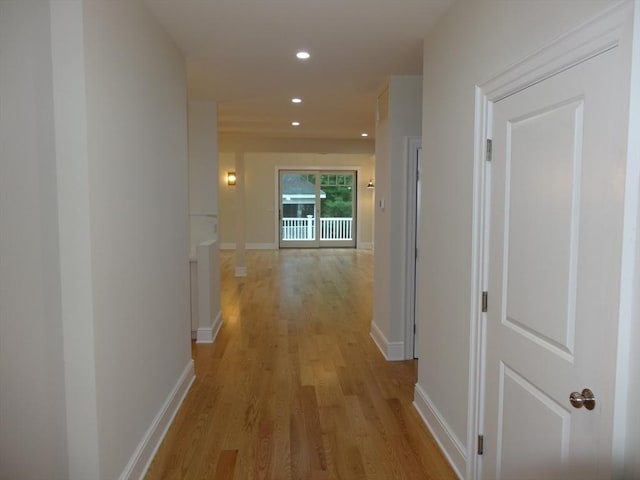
[477,435,484,455]
[486,139,492,162]
[482,291,488,313]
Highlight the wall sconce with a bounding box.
[227,171,237,186]
[367,179,375,189]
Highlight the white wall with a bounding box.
[372,76,422,360]
[416,0,636,476]
[1,1,193,478]
[218,152,374,248]
[82,1,192,478]
[219,134,374,155]
[0,3,69,478]
[189,101,219,254]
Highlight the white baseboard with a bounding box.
[235,266,247,277]
[413,383,465,479]
[196,310,222,344]
[220,242,276,250]
[119,360,195,480]
[249,243,276,250]
[369,321,405,361]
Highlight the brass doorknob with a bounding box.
[569,388,596,410]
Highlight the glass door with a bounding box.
[319,171,356,248]
[279,170,357,248]
[279,171,320,248]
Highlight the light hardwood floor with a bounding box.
[145,249,457,480]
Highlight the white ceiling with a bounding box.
[144,0,454,141]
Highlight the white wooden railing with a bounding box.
[282,216,315,240]
[282,217,352,241]
[321,217,352,240]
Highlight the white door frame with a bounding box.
[274,166,363,249]
[405,136,422,359]
[467,3,637,479]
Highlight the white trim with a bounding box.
[196,310,222,344]
[220,242,276,251]
[481,1,632,102]
[369,321,404,361]
[404,136,421,360]
[247,243,276,250]
[235,266,247,277]
[467,85,491,480]
[413,383,465,480]
[612,1,640,473]
[470,3,635,479]
[118,360,195,480]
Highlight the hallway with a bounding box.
[145,249,456,479]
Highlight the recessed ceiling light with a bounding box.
[296,51,310,60]
[291,98,302,104]
[361,133,369,137]
[291,121,301,127]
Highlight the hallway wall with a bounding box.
[83,1,192,477]
[189,100,219,254]
[0,1,193,478]
[0,3,69,477]
[416,0,635,477]
[372,76,422,360]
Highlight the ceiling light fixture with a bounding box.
[361,133,369,137]
[291,98,302,103]
[296,51,310,60]
[291,121,301,126]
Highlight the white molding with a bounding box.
[612,1,640,473]
[405,136,422,360]
[467,85,490,480]
[481,1,632,102]
[386,341,404,361]
[413,383,465,480]
[235,266,247,277]
[119,360,195,480]
[369,321,404,361]
[196,310,222,344]
[219,242,276,251]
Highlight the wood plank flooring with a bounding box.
[145,249,457,480]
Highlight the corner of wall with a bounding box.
[118,360,195,480]
[196,311,222,344]
[413,383,466,479]
[369,320,404,361]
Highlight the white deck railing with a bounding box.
[282,217,352,241]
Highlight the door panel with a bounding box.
[498,364,571,478]
[280,171,319,248]
[319,172,356,248]
[482,46,623,479]
[505,100,581,356]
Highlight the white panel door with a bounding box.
[482,46,625,479]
